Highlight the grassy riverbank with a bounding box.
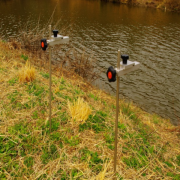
[0,40,180,179]
[101,0,180,12]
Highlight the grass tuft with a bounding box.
[68,97,92,125]
[18,61,35,83]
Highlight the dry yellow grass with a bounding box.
[18,60,35,83]
[92,160,113,180]
[68,97,92,125]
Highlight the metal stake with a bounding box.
[114,50,121,179]
[49,25,52,133]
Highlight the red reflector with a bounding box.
[41,42,45,48]
[108,71,112,79]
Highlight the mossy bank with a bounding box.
[0,40,180,179]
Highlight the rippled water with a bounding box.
[0,0,180,125]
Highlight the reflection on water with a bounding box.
[0,0,180,125]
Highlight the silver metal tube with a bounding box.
[114,50,121,179]
[49,25,52,133]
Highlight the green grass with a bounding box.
[89,93,98,101]
[40,72,49,79]
[104,133,114,144]
[79,111,107,133]
[153,114,160,124]
[56,91,72,101]
[118,122,127,132]
[0,67,7,72]
[8,77,18,86]
[177,155,180,166]
[80,147,103,172]
[166,172,180,179]
[24,156,34,168]
[21,54,28,61]
[26,82,46,96]
[121,103,140,123]
[63,135,80,146]
[41,144,59,164]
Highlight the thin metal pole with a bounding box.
[114,50,121,180]
[49,25,52,133]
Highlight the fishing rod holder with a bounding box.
[107,53,140,82]
[47,31,69,46]
[115,60,140,76]
[40,25,70,134]
[107,50,140,180]
[41,29,69,51]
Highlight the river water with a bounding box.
[0,0,180,125]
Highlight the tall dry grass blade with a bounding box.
[68,97,92,125]
[19,61,35,83]
[94,160,113,180]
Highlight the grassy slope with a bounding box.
[0,40,180,180]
